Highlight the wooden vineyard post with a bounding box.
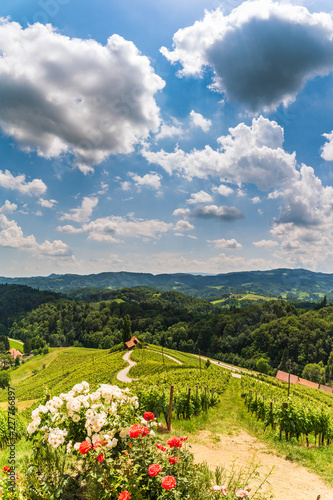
[283,402,288,440]
[167,385,174,431]
[204,387,207,412]
[186,388,191,420]
[270,402,274,429]
[46,394,50,402]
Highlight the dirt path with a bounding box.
[190,430,333,500]
[116,351,137,383]
[148,349,183,365]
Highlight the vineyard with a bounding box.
[0,345,333,498]
[241,374,333,447]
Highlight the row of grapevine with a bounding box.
[134,366,231,424]
[241,376,333,446]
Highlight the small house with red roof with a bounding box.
[276,370,333,394]
[124,336,140,350]
[6,348,23,360]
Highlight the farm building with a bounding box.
[6,348,23,360]
[124,336,140,350]
[276,370,333,394]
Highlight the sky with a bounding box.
[1,0,333,276]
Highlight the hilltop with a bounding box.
[1,268,333,301]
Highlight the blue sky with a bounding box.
[1,0,333,277]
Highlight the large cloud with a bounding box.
[57,215,194,242]
[161,1,333,111]
[0,214,71,256]
[143,116,297,190]
[269,164,333,268]
[0,20,165,173]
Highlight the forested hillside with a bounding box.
[2,268,333,301]
[0,284,62,335]
[4,284,333,378]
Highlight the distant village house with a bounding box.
[6,348,23,360]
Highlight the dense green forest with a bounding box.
[3,284,333,378]
[0,284,62,335]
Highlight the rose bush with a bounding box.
[23,381,273,499]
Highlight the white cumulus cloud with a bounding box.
[129,172,162,190]
[253,239,279,248]
[0,169,46,195]
[38,198,58,208]
[189,110,212,132]
[59,197,98,223]
[0,214,71,256]
[0,200,17,214]
[161,1,333,111]
[0,20,165,173]
[212,184,234,197]
[143,116,296,191]
[208,238,242,249]
[186,190,213,204]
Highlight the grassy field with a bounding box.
[211,293,272,304]
[8,338,24,352]
[0,347,126,402]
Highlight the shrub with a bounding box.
[23,382,273,499]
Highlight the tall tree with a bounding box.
[122,315,132,344]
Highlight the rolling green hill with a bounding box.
[2,268,333,301]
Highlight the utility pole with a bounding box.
[287,359,292,398]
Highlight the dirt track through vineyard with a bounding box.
[190,430,333,500]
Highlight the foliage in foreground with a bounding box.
[2,382,273,499]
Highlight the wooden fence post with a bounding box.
[186,388,191,420]
[167,385,174,431]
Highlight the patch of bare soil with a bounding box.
[190,430,333,500]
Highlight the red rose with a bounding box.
[161,476,177,490]
[142,426,150,436]
[118,491,131,500]
[169,456,179,464]
[148,463,162,477]
[180,436,188,442]
[79,440,92,454]
[129,424,143,438]
[156,443,167,451]
[167,436,182,448]
[143,411,154,421]
[97,454,104,462]
[93,440,107,449]
[3,466,10,473]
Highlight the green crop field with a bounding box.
[8,338,24,352]
[0,347,127,402]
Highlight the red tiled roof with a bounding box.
[319,384,333,394]
[276,370,299,384]
[124,336,140,349]
[298,377,319,389]
[276,370,326,390]
[6,348,23,359]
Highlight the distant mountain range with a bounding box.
[1,268,333,301]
